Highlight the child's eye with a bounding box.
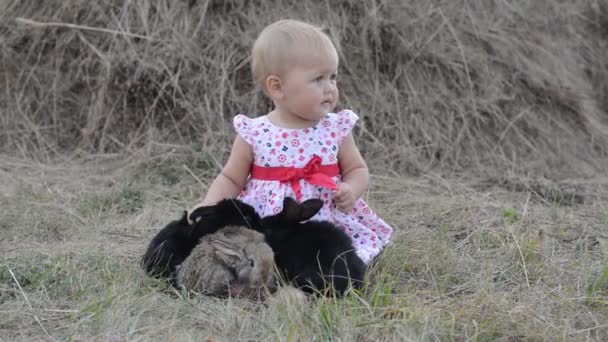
[314,75,324,82]
[330,73,337,81]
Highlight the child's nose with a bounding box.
[325,81,337,93]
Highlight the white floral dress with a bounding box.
[234,109,393,263]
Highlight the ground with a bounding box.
[1,147,607,341]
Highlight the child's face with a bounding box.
[279,52,339,122]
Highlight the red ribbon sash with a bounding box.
[250,155,339,200]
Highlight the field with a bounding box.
[2,0,608,341]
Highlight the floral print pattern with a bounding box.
[233,109,393,263]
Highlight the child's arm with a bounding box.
[190,136,253,210]
[334,133,369,212]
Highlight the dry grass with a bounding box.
[1,0,608,176]
[1,149,608,341]
[2,0,608,340]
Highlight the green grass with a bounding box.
[587,265,608,303]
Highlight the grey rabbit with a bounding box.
[176,225,277,299]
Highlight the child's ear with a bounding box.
[265,75,283,99]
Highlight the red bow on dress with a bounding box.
[250,155,340,200]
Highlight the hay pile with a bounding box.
[1,0,607,177]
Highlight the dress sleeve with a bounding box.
[233,114,255,146]
[336,109,359,145]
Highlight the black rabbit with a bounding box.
[141,198,262,283]
[258,197,366,295]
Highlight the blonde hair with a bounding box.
[251,19,338,91]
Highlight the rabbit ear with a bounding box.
[178,210,189,225]
[210,238,244,266]
[281,197,302,222]
[298,199,324,221]
[281,197,323,222]
[222,229,241,239]
[210,238,242,257]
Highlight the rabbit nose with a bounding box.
[228,282,245,296]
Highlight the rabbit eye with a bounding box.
[249,258,255,267]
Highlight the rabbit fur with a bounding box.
[266,285,309,306]
[258,197,367,296]
[141,198,262,283]
[176,225,277,298]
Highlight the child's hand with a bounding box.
[333,183,356,213]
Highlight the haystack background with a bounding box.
[2,0,607,176]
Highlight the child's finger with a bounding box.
[335,196,346,207]
[334,197,343,207]
[337,202,352,213]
